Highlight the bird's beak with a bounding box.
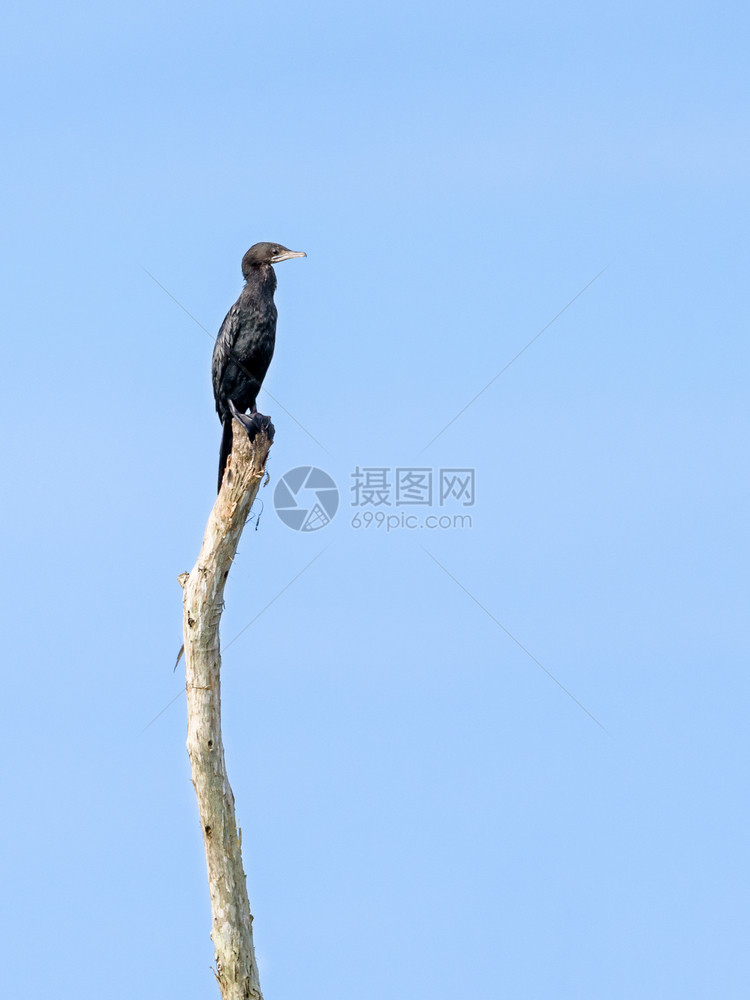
[271,249,307,263]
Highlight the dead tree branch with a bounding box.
[179,417,274,1000]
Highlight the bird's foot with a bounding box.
[229,401,275,443]
[241,411,275,443]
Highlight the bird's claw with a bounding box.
[229,401,275,443]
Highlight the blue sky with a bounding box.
[2,1,749,997]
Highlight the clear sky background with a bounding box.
[2,1,749,997]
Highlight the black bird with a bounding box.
[212,242,306,491]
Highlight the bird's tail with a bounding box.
[218,418,233,493]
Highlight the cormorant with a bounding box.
[212,242,306,491]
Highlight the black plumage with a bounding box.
[212,242,305,491]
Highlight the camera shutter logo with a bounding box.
[274,467,339,531]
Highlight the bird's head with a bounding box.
[242,242,306,278]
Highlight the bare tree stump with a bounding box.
[179,417,273,1000]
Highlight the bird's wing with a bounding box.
[211,302,241,411]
